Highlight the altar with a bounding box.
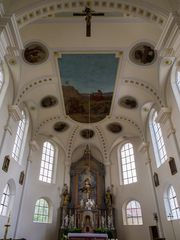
[59,146,116,239]
[68,233,108,240]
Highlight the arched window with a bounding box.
[0,65,4,91]
[149,110,167,167]
[176,70,180,91]
[12,111,26,162]
[165,186,180,220]
[0,184,10,216]
[39,141,55,183]
[125,200,143,225]
[120,143,137,185]
[33,198,49,223]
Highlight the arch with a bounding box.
[164,185,180,221]
[15,0,167,29]
[123,199,143,225]
[149,108,167,167]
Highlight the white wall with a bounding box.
[110,138,158,240]
[15,136,66,240]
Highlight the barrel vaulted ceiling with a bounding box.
[3,0,179,161]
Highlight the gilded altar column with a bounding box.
[104,161,111,187]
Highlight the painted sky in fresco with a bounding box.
[59,54,118,93]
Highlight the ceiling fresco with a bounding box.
[58,54,119,123]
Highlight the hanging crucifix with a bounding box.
[73,7,104,37]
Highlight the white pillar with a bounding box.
[64,161,71,186]
[104,161,111,188]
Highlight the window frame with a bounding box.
[12,110,27,163]
[33,198,50,223]
[149,109,168,168]
[119,142,137,185]
[165,185,180,221]
[39,141,56,184]
[0,184,10,216]
[170,63,180,111]
[0,64,4,92]
[124,200,143,225]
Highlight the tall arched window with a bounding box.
[125,200,143,225]
[165,186,180,220]
[120,143,137,185]
[0,184,10,216]
[39,141,55,183]
[33,198,49,223]
[149,110,167,167]
[12,111,26,162]
[0,65,4,91]
[176,70,180,92]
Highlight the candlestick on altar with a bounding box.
[3,214,11,240]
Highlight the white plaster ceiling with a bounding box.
[4,0,178,161]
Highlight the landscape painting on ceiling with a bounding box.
[58,54,119,123]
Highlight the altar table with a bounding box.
[68,233,108,240]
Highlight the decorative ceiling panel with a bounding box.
[58,53,119,123]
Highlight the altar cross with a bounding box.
[73,7,104,37]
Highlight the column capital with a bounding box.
[29,140,39,151]
[155,12,180,57]
[156,107,171,124]
[104,161,111,166]
[138,142,149,153]
[8,105,22,121]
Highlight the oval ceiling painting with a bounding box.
[107,123,122,133]
[23,42,49,64]
[129,42,156,66]
[41,96,58,108]
[53,122,69,132]
[58,54,119,123]
[80,129,94,139]
[119,96,138,109]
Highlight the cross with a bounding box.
[73,7,104,37]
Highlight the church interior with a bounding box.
[0,0,180,240]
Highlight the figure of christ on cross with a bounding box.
[73,7,104,37]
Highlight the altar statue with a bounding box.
[105,186,112,207]
[80,178,93,199]
[61,184,70,207]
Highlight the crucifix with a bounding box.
[73,7,104,37]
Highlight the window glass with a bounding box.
[12,111,26,162]
[126,200,143,225]
[121,143,137,185]
[33,198,49,223]
[39,141,55,183]
[0,184,10,216]
[150,110,167,167]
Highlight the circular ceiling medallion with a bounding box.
[129,43,156,65]
[107,123,122,133]
[41,96,58,108]
[119,96,138,109]
[53,122,69,132]
[23,42,49,64]
[80,129,94,139]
